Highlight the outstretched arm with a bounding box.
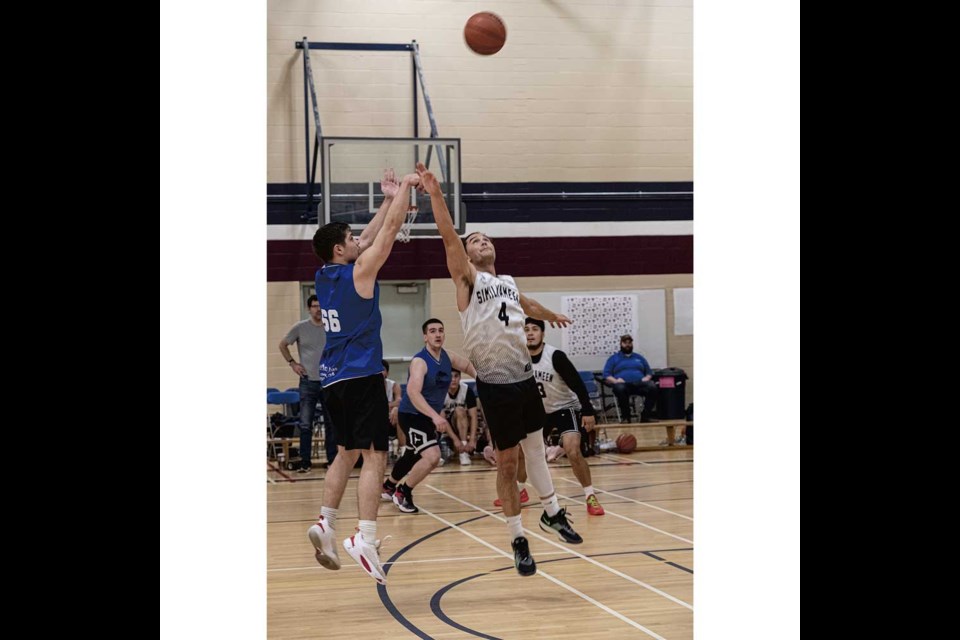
[357,169,399,253]
[416,162,475,310]
[519,293,573,328]
[353,173,420,298]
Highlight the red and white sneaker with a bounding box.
[493,487,530,508]
[307,517,341,570]
[381,481,397,501]
[343,533,387,585]
[585,494,605,516]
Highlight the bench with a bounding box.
[267,437,298,467]
[597,419,694,450]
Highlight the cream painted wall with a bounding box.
[268,0,692,183]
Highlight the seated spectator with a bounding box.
[442,368,479,465]
[602,334,658,423]
[382,360,403,448]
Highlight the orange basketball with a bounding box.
[617,433,637,454]
[464,12,507,55]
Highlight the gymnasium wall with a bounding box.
[267,0,692,183]
[266,1,694,403]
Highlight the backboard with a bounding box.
[320,137,464,237]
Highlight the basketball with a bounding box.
[617,433,637,454]
[464,12,507,55]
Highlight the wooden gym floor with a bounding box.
[267,449,693,639]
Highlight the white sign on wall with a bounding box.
[561,295,636,357]
[526,289,667,371]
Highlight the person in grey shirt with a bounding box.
[279,294,334,471]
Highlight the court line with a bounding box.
[598,452,651,466]
[266,463,294,481]
[416,504,668,639]
[269,547,693,575]
[267,550,571,573]
[424,484,693,611]
[429,547,696,639]
[550,488,693,545]
[558,477,694,522]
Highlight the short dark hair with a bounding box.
[451,368,461,375]
[422,318,444,334]
[524,317,545,332]
[313,222,351,262]
[382,359,390,372]
[462,231,491,250]
[306,294,318,308]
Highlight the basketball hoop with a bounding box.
[396,205,418,243]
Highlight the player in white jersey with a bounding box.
[417,162,582,578]
[525,318,605,516]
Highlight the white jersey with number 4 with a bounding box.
[459,271,532,384]
[532,344,581,413]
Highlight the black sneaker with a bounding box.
[512,536,537,576]
[539,508,583,544]
[393,484,419,513]
[297,465,312,473]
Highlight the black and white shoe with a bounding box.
[539,508,583,544]
[512,536,537,576]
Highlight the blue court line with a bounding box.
[429,548,694,638]
[376,513,490,639]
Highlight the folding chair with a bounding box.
[578,371,609,424]
[267,390,301,466]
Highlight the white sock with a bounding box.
[359,519,377,545]
[583,485,595,497]
[506,514,524,541]
[542,495,560,517]
[517,482,525,491]
[320,507,338,530]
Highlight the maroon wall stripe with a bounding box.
[267,236,692,282]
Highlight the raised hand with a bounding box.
[381,168,400,198]
[415,162,441,194]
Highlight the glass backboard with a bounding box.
[321,137,463,237]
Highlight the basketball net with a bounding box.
[396,205,418,243]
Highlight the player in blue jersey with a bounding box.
[381,318,476,513]
[306,169,421,585]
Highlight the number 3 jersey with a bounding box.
[314,262,383,387]
[459,271,533,384]
[531,344,581,414]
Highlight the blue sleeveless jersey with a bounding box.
[399,347,452,416]
[314,263,383,387]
